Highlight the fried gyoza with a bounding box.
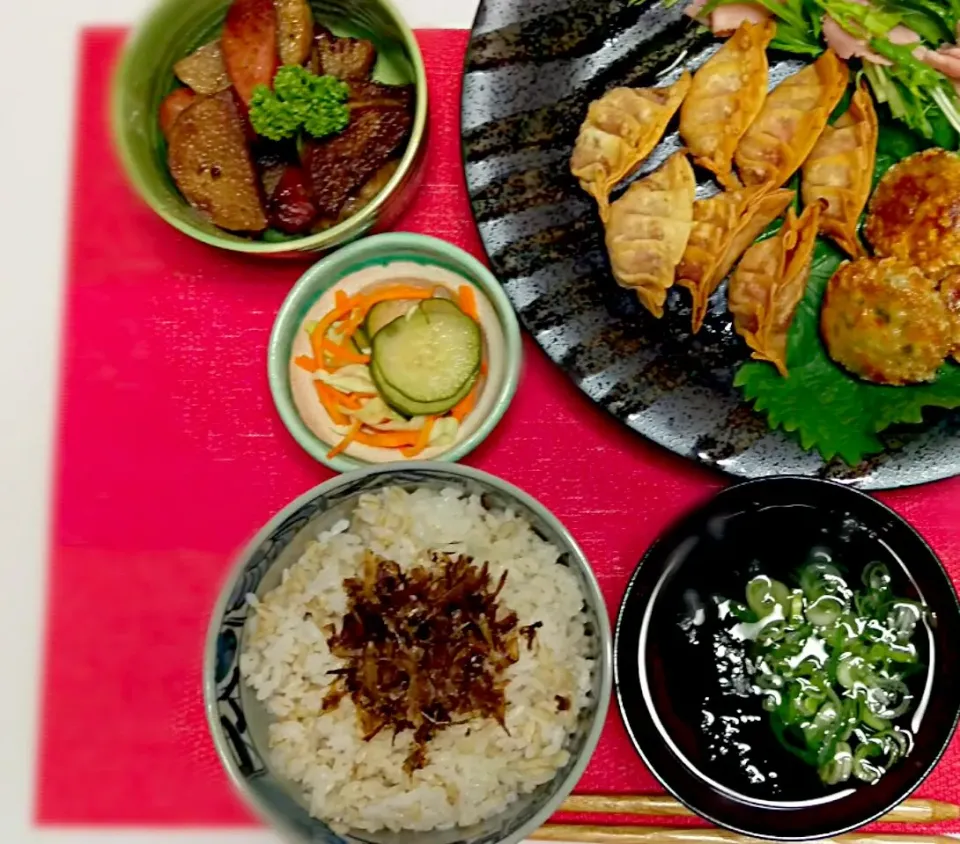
[821,257,954,385]
[679,19,775,189]
[677,188,795,332]
[735,49,848,189]
[605,152,696,318]
[570,74,692,220]
[801,81,878,258]
[729,204,821,376]
[865,149,960,279]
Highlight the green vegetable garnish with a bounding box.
[699,0,960,140]
[249,66,350,142]
[701,0,824,54]
[729,557,925,786]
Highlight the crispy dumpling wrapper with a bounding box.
[801,81,877,258]
[735,49,848,190]
[680,19,775,189]
[678,188,795,332]
[605,152,696,318]
[729,203,821,376]
[571,74,691,220]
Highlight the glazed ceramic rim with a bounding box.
[203,461,613,844]
[109,0,428,255]
[613,475,960,841]
[267,233,523,471]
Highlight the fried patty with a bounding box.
[865,149,960,279]
[942,271,960,363]
[821,257,954,385]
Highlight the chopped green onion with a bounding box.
[853,739,886,783]
[862,562,891,592]
[724,558,924,788]
[819,741,853,785]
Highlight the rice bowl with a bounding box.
[238,484,597,834]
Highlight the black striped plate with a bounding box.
[460,0,960,490]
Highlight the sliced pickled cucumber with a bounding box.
[365,298,418,338]
[371,302,481,404]
[419,298,465,319]
[353,324,371,353]
[372,360,477,417]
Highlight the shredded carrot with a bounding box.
[401,416,436,458]
[480,358,488,376]
[337,393,364,410]
[314,284,440,352]
[353,430,421,448]
[320,337,370,365]
[314,381,348,426]
[367,284,436,302]
[309,296,363,367]
[451,379,481,422]
[346,286,435,338]
[294,355,319,373]
[458,285,479,322]
[339,297,371,339]
[326,419,363,459]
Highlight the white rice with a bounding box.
[240,485,594,833]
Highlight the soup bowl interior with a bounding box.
[615,476,960,841]
[205,463,611,844]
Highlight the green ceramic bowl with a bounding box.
[111,0,427,256]
[268,233,523,471]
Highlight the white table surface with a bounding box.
[0,0,479,841]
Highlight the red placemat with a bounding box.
[37,26,960,830]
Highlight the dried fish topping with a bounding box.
[323,551,541,773]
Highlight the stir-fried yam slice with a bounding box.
[802,81,878,258]
[159,88,197,138]
[604,152,696,318]
[678,188,795,333]
[302,106,412,217]
[735,49,849,190]
[680,19,775,189]
[570,73,692,221]
[729,203,821,376]
[275,0,313,65]
[173,40,231,95]
[339,160,401,220]
[347,81,415,111]
[311,25,377,80]
[167,91,268,232]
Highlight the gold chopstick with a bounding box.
[533,825,958,844]
[558,795,960,825]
